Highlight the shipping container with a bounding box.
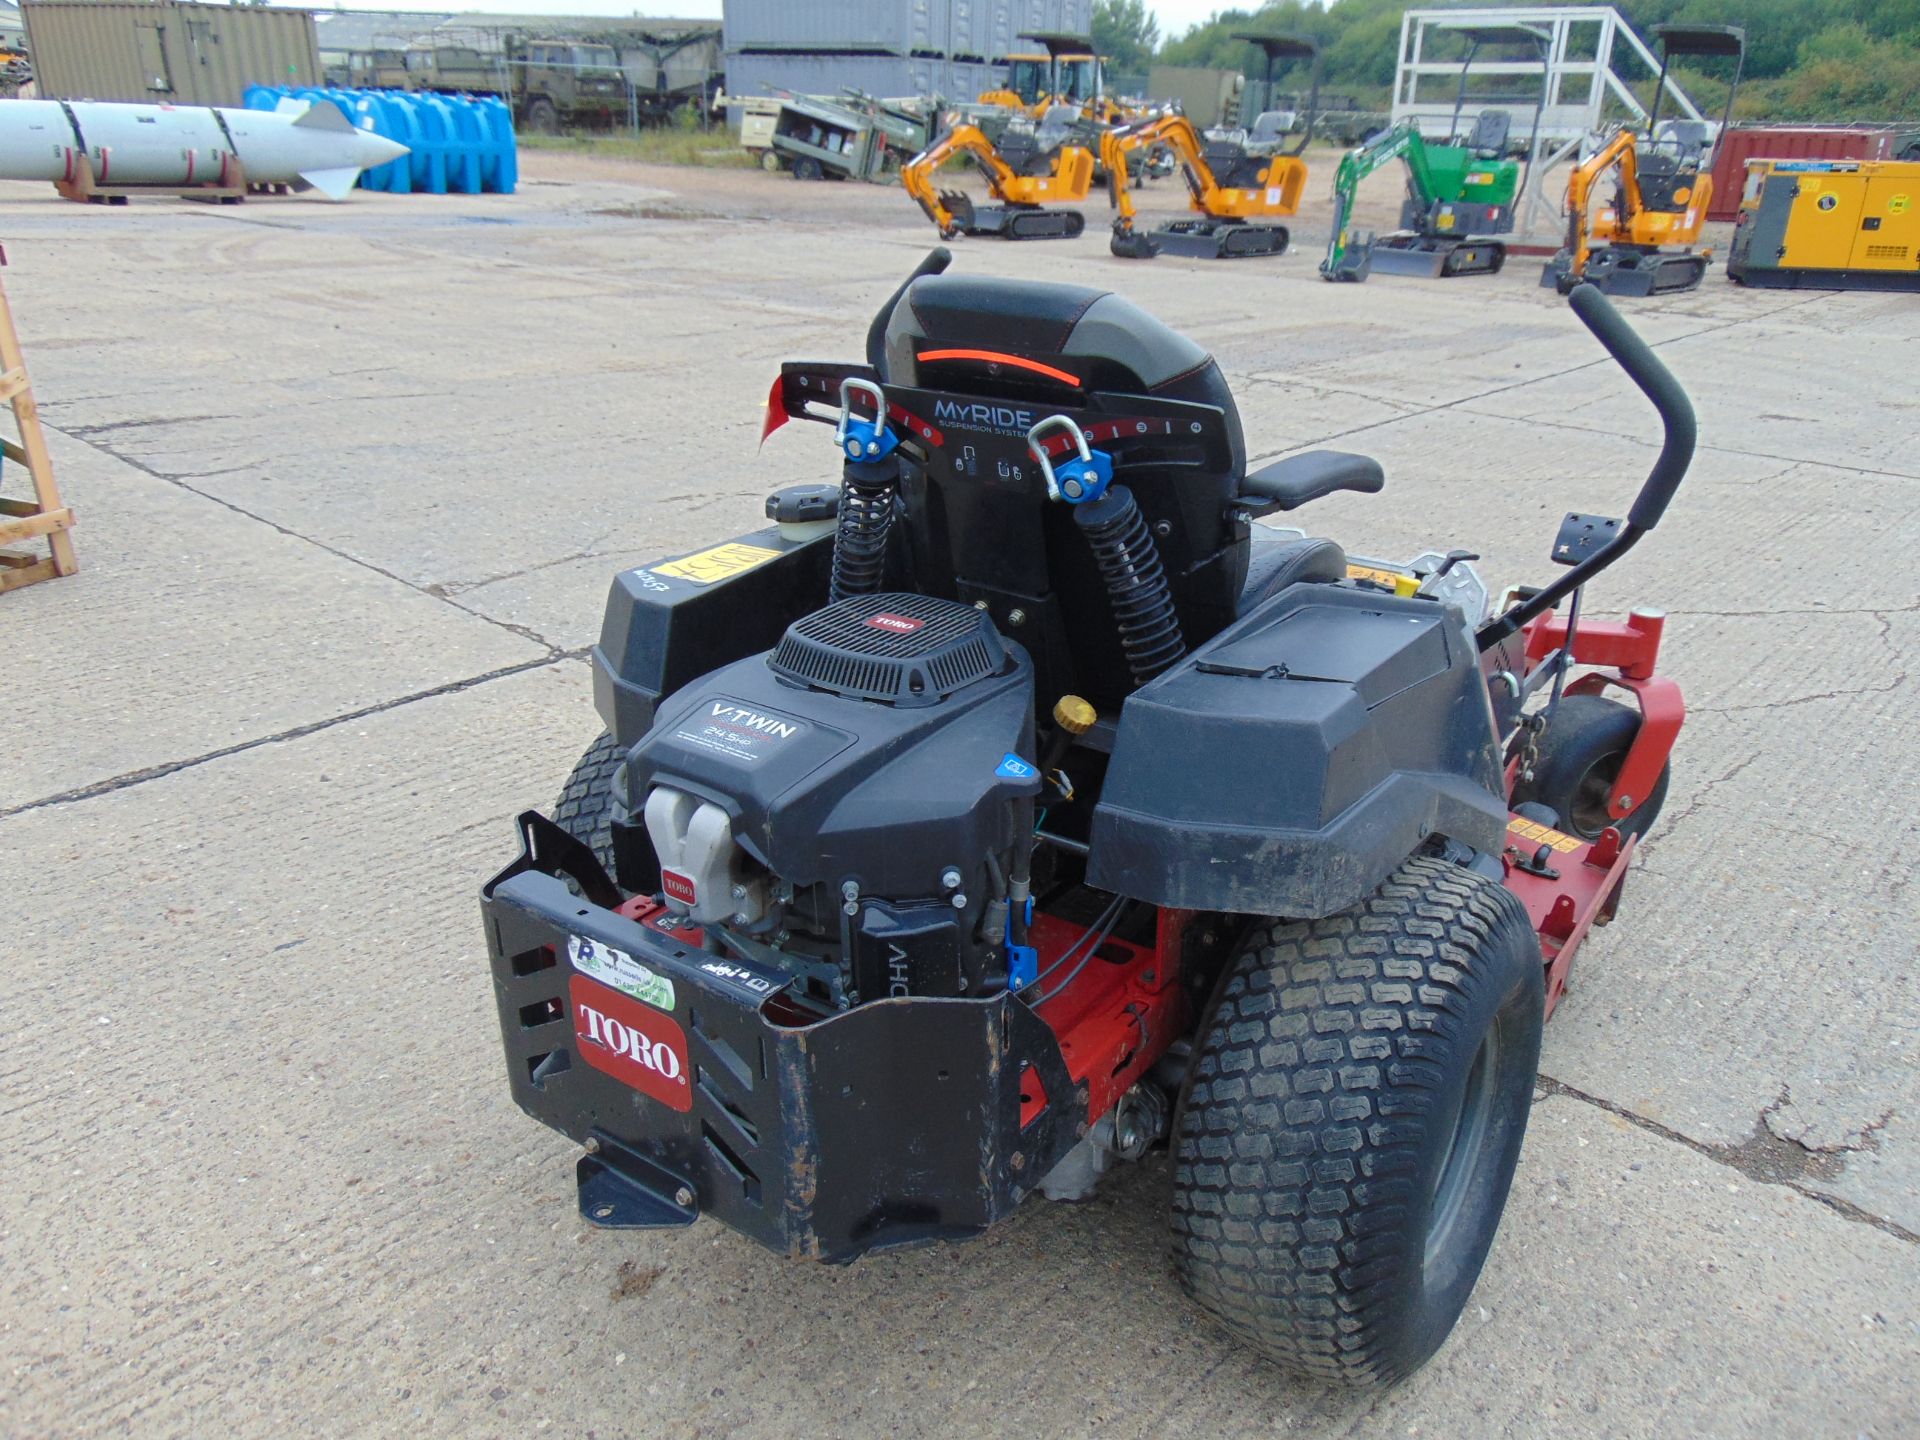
[721,0,1087,67]
[724,0,957,58]
[728,50,995,107]
[1707,125,1920,221]
[22,0,321,107]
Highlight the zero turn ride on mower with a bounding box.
[902,105,1097,240]
[482,251,1694,1386]
[1542,24,1746,296]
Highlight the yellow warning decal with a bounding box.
[1507,816,1583,854]
[1890,194,1912,214]
[1347,563,1403,585]
[651,542,783,585]
[1347,563,1420,597]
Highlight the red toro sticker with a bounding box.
[661,869,698,905]
[571,975,692,1112]
[865,612,925,634]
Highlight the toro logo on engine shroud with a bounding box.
[570,975,692,1111]
[865,611,925,634]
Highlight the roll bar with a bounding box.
[1477,284,1697,650]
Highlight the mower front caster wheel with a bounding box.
[1170,855,1545,1387]
[1513,694,1671,841]
[552,731,623,882]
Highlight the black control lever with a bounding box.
[865,246,953,377]
[1478,284,1698,651]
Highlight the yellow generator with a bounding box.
[1728,158,1920,290]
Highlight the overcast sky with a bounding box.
[293,2,1238,44]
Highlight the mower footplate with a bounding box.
[1366,235,1506,279]
[482,813,1081,1264]
[1150,219,1289,259]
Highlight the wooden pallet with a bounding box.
[0,262,77,595]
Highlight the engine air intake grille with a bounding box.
[769,592,1004,706]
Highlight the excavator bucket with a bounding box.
[1109,223,1162,259]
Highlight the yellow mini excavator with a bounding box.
[902,105,1097,240]
[978,50,1052,116]
[1541,24,1745,296]
[1100,34,1318,260]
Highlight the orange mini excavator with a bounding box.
[902,105,1097,241]
[1541,25,1746,296]
[1099,34,1317,260]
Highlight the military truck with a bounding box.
[397,31,718,133]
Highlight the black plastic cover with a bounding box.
[590,524,834,750]
[623,639,1039,900]
[769,591,1005,707]
[1087,585,1507,918]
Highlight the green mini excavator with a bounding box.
[1321,25,1548,282]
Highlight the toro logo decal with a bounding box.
[865,611,925,634]
[571,975,692,1111]
[660,869,699,905]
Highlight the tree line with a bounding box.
[1091,0,1920,121]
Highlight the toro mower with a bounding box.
[481,252,1693,1386]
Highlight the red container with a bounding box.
[1707,125,1909,220]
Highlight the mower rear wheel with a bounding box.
[1170,855,1544,1387]
[1514,694,1671,841]
[553,732,623,882]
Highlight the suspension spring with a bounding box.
[830,459,899,602]
[1075,485,1186,687]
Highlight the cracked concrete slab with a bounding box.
[1462,295,1920,478]
[0,430,548,808]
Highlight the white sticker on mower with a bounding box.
[567,935,675,1012]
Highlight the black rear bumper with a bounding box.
[482,813,1079,1263]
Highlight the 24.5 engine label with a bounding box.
[672,697,810,766]
[570,975,692,1112]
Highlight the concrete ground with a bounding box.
[1,155,1915,1439]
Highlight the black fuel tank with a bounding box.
[1088,585,1507,918]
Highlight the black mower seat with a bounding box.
[1239,531,1346,613]
[885,274,1239,432]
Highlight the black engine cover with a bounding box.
[623,603,1039,902]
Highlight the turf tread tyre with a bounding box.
[1513,694,1670,840]
[553,732,622,881]
[1170,855,1544,1387]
